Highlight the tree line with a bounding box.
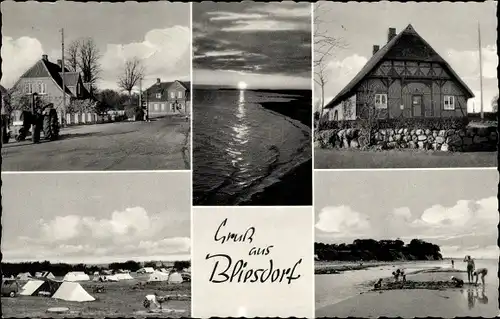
[1,260,191,278]
[315,239,442,262]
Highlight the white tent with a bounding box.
[141,267,155,274]
[160,268,168,273]
[63,272,90,282]
[36,271,55,279]
[147,271,170,282]
[52,282,95,302]
[20,280,44,296]
[16,272,32,280]
[168,272,183,284]
[115,273,133,280]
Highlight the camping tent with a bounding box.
[52,282,95,302]
[139,267,155,274]
[16,272,32,280]
[21,279,61,296]
[147,271,170,282]
[160,268,168,273]
[168,272,183,284]
[63,272,90,282]
[36,271,56,279]
[115,273,133,280]
[20,280,45,295]
[105,275,119,282]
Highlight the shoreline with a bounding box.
[237,99,312,205]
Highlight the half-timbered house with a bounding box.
[325,24,474,121]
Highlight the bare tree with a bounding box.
[78,38,101,95]
[65,41,80,72]
[313,2,347,129]
[65,37,101,95]
[117,58,145,103]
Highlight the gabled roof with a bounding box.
[60,72,80,87]
[326,24,475,108]
[17,58,74,96]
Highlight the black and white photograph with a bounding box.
[1,2,191,171]
[192,2,312,206]
[314,169,498,318]
[314,2,498,169]
[1,172,191,317]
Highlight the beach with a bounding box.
[315,259,498,318]
[193,88,312,205]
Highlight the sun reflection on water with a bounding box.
[226,89,250,178]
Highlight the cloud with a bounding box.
[4,206,190,263]
[316,197,498,257]
[100,26,190,90]
[221,20,308,32]
[315,205,371,236]
[446,45,498,80]
[1,36,44,88]
[207,12,266,21]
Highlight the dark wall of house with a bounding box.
[354,60,469,119]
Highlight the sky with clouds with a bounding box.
[193,2,312,90]
[1,2,190,91]
[315,169,498,260]
[314,1,498,112]
[2,173,191,264]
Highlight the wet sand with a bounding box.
[316,269,498,318]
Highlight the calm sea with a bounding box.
[315,259,499,311]
[193,88,311,205]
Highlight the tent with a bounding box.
[160,268,168,273]
[139,267,154,274]
[63,272,90,282]
[20,280,45,295]
[105,275,119,282]
[115,273,133,280]
[147,271,170,282]
[21,279,61,296]
[36,271,56,279]
[168,272,183,284]
[17,272,32,280]
[52,282,95,302]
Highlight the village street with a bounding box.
[1,116,190,171]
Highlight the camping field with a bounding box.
[1,274,191,318]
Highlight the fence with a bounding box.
[62,112,105,126]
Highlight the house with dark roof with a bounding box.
[325,25,474,121]
[11,54,91,117]
[144,79,190,117]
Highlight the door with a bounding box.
[412,95,423,117]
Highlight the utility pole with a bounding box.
[61,28,67,127]
[139,78,142,109]
[478,22,484,120]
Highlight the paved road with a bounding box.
[1,116,190,171]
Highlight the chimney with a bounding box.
[373,45,380,55]
[388,28,396,43]
[156,78,161,84]
[42,54,48,61]
[57,59,62,68]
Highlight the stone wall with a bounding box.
[316,125,497,152]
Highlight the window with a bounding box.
[154,103,159,111]
[177,91,183,98]
[170,92,175,99]
[25,82,32,94]
[156,93,161,99]
[161,103,166,111]
[374,94,388,109]
[444,95,455,110]
[334,110,339,121]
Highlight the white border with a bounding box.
[309,3,316,319]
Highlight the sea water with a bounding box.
[315,259,498,311]
[193,88,311,205]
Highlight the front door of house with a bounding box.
[412,95,423,117]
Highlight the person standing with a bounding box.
[451,259,454,269]
[464,255,475,283]
[32,108,43,144]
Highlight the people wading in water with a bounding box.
[464,255,475,284]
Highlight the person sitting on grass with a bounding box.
[464,255,475,284]
[144,293,161,311]
[473,268,488,286]
[374,278,383,289]
[144,292,190,311]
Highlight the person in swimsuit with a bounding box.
[473,268,488,286]
[464,255,475,283]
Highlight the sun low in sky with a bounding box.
[237,81,248,90]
